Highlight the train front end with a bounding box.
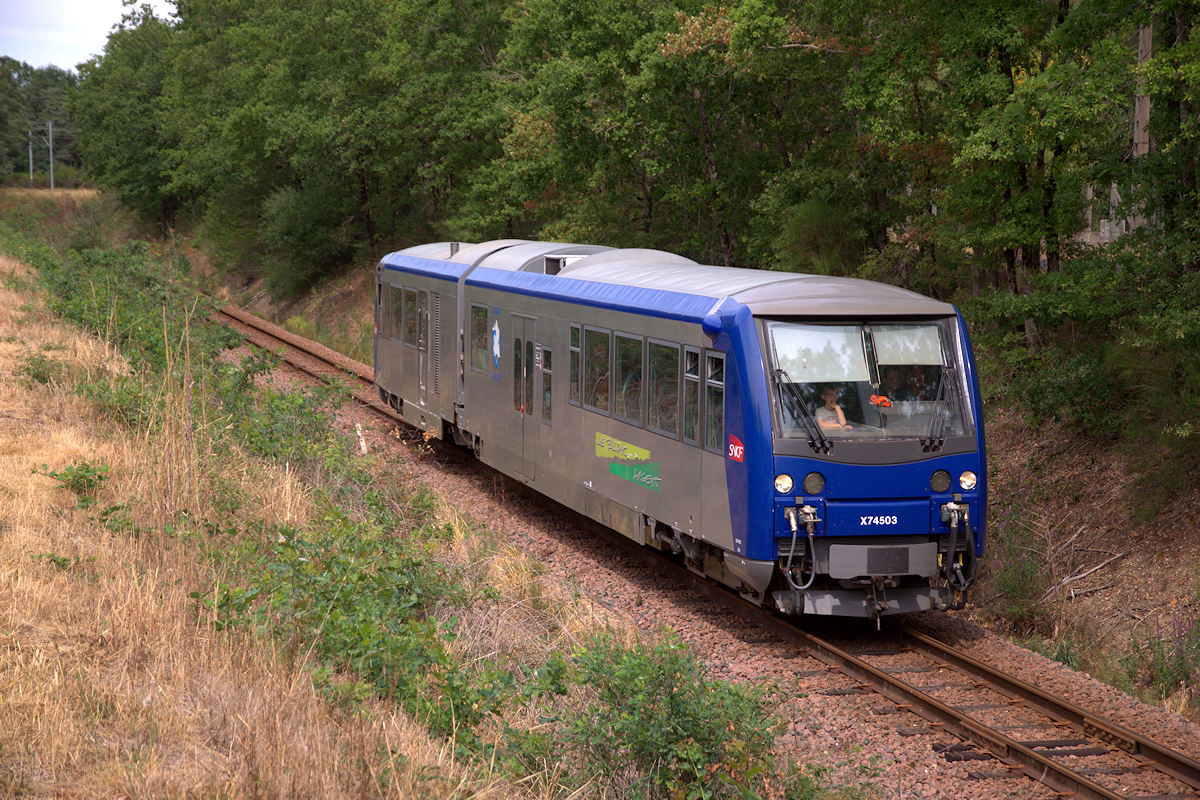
[761,314,985,619]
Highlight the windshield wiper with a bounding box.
[921,366,952,452]
[775,369,832,454]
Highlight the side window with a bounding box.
[403,288,418,346]
[374,281,384,338]
[614,334,643,425]
[470,305,488,372]
[647,341,680,437]
[569,324,581,405]
[583,327,611,414]
[389,285,403,340]
[683,347,700,445]
[542,348,552,425]
[704,352,725,454]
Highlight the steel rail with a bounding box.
[899,624,1200,792]
[666,570,1129,800]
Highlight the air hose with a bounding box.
[783,506,818,591]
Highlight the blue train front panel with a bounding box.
[743,312,985,618]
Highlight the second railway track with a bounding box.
[215,302,1200,800]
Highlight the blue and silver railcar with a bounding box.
[374,240,985,620]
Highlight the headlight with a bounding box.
[959,471,978,490]
[803,472,825,495]
[774,474,794,494]
[930,470,951,493]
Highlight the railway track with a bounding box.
[215,302,1200,800]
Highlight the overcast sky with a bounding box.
[1,0,176,72]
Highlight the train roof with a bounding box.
[388,239,956,318]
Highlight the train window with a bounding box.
[388,286,403,340]
[376,281,383,335]
[583,328,611,414]
[647,341,679,438]
[614,334,643,425]
[542,348,552,425]
[704,352,725,454]
[765,320,971,441]
[569,324,581,405]
[683,347,700,445]
[402,288,418,346]
[470,305,488,372]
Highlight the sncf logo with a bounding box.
[727,435,745,462]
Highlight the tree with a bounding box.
[71,5,180,223]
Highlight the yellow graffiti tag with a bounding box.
[595,432,651,461]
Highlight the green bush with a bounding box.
[538,633,780,799]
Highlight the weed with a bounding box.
[1027,635,1082,670]
[988,518,1051,634]
[16,351,65,386]
[33,460,110,507]
[34,552,75,570]
[1129,614,1200,709]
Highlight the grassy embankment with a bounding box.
[0,190,862,798]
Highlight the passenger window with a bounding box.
[583,328,610,414]
[704,352,724,453]
[542,348,552,425]
[647,341,680,437]
[403,288,418,346]
[614,334,643,424]
[683,347,700,444]
[470,305,488,372]
[389,286,403,340]
[569,324,581,405]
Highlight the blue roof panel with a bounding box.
[466,267,722,323]
[379,252,468,282]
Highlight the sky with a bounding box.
[1,0,176,72]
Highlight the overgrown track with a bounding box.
[212,305,405,429]
[215,303,1200,800]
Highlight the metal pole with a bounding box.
[28,130,33,187]
[48,120,54,190]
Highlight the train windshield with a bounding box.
[765,320,971,443]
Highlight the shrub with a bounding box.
[989,521,1051,634]
[546,633,779,798]
[1130,614,1200,708]
[32,460,110,508]
[17,351,65,386]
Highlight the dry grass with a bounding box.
[0,255,520,798]
[1,189,100,200]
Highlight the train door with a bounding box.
[700,350,733,550]
[513,315,536,478]
[416,291,431,406]
[681,346,704,536]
